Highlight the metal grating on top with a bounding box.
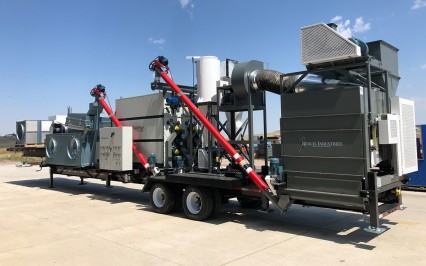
[301,23,361,65]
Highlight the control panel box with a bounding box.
[378,114,399,144]
[99,127,133,171]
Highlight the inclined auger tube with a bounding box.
[149,57,284,213]
[90,85,151,172]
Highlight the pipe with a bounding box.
[250,69,286,95]
[149,58,283,211]
[250,70,360,95]
[91,86,150,171]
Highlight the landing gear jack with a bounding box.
[79,177,86,185]
[49,168,54,188]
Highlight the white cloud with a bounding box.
[179,0,190,9]
[353,17,370,33]
[421,64,426,70]
[178,0,195,19]
[330,16,371,38]
[331,15,342,23]
[411,0,426,10]
[149,38,166,45]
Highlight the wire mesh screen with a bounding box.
[301,23,361,65]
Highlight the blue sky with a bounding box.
[0,0,425,135]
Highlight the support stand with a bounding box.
[79,177,86,185]
[258,195,272,213]
[49,168,54,188]
[364,172,387,234]
[106,175,112,188]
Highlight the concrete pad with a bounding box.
[96,214,308,265]
[1,163,426,265]
[0,235,178,266]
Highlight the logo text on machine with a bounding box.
[300,137,343,149]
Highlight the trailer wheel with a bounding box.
[173,187,183,211]
[210,188,222,217]
[150,183,176,214]
[182,186,214,221]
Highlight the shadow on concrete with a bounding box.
[7,177,151,206]
[8,177,396,249]
[206,206,391,250]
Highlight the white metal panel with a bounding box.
[116,93,164,118]
[133,141,164,166]
[41,120,52,131]
[99,127,133,171]
[25,132,38,144]
[119,118,164,140]
[48,115,67,124]
[391,97,418,175]
[25,120,39,132]
[378,114,399,144]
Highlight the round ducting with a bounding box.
[67,137,80,159]
[50,122,67,134]
[231,60,264,98]
[16,123,25,141]
[46,138,57,158]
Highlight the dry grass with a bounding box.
[0,148,23,162]
[0,137,42,164]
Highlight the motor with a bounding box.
[50,122,68,134]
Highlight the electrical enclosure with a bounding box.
[99,127,133,171]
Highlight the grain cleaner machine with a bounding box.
[42,23,417,233]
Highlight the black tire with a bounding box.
[210,188,222,218]
[182,186,214,221]
[149,183,176,214]
[237,196,262,208]
[173,187,183,212]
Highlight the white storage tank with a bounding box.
[196,56,220,103]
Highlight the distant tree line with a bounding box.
[1,133,16,138]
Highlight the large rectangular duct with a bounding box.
[16,120,51,145]
[367,40,400,97]
[44,133,96,167]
